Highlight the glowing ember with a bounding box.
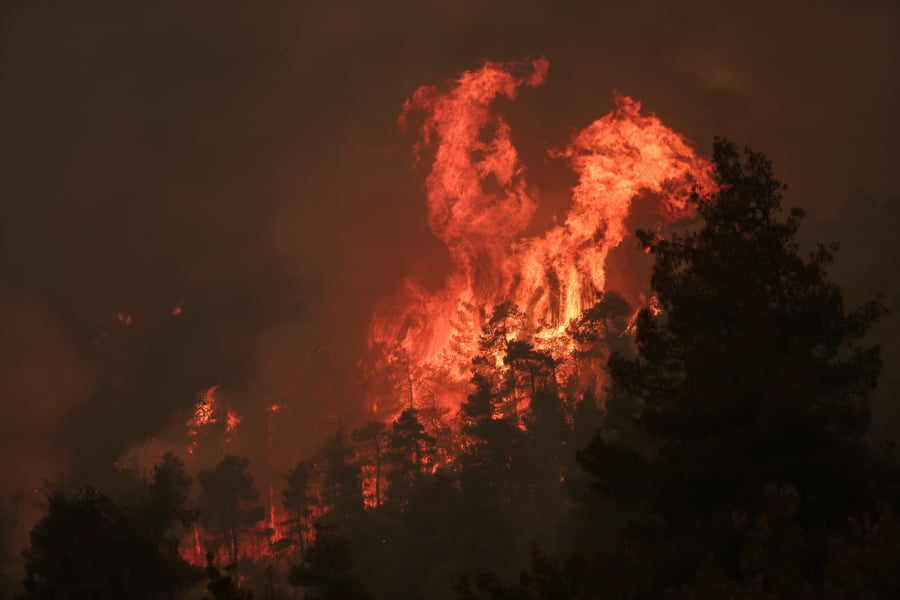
[225,408,241,445]
[266,403,284,444]
[368,58,714,415]
[187,385,219,455]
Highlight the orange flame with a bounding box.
[369,58,714,414]
[187,385,219,455]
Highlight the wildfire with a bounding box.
[174,56,716,571]
[187,385,219,455]
[268,482,288,541]
[369,58,714,415]
[225,409,241,445]
[266,403,283,444]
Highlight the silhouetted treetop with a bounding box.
[577,137,892,596]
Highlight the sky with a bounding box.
[1,0,898,498]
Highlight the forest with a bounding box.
[9,138,900,599]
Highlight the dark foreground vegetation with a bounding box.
[10,139,900,598]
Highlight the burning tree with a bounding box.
[352,422,388,509]
[567,290,634,392]
[367,57,715,418]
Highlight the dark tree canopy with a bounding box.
[288,524,372,600]
[317,424,365,526]
[385,408,436,506]
[578,138,892,596]
[455,545,585,600]
[281,460,314,554]
[197,455,265,574]
[21,483,199,599]
[353,422,388,508]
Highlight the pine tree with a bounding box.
[352,422,388,508]
[282,461,313,554]
[578,138,890,595]
[385,408,436,507]
[22,480,200,598]
[317,425,364,524]
[197,455,265,580]
[288,523,372,600]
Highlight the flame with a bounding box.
[187,385,219,455]
[225,408,241,445]
[369,58,714,414]
[173,57,716,568]
[267,481,289,543]
[178,394,293,568]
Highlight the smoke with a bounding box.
[0,0,897,513]
[0,292,91,491]
[0,290,92,556]
[803,193,900,445]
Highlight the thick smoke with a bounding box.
[0,293,91,494]
[0,0,897,533]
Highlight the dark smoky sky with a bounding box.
[1,0,898,491]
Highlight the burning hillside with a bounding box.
[167,57,715,572]
[367,57,714,418]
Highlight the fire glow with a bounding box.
[368,57,714,415]
[177,56,715,568]
[187,385,219,455]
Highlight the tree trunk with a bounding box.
[230,526,239,582]
[375,442,382,507]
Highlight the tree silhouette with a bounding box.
[21,484,199,599]
[147,452,194,545]
[288,523,372,600]
[455,544,585,600]
[317,425,363,524]
[577,138,891,595]
[352,422,388,508]
[567,291,633,392]
[504,341,556,411]
[459,373,523,507]
[197,455,265,581]
[0,497,18,597]
[569,291,632,358]
[385,408,436,507]
[203,552,254,600]
[281,460,314,554]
